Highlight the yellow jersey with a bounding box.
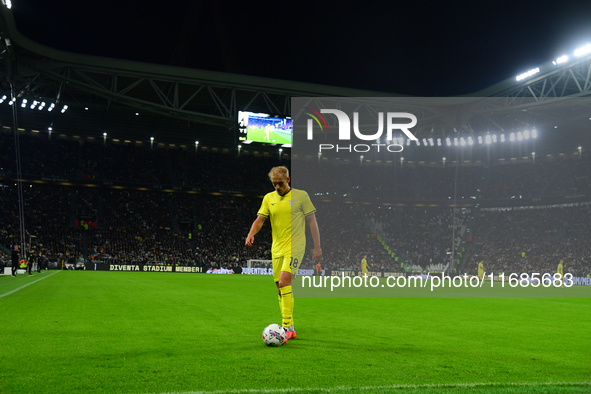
[257,188,316,258]
[557,263,563,278]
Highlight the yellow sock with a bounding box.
[280,285,293,327]
[278,292,282,317]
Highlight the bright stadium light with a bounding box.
[492,134,497,143]
[406,138,411,146]
[552,55,568,65]
[454,138,458,146]
[422,138,428,146]
[574,44,591,57]
[5,0,12,9]
[30,100,38,109]
[8,98,15,105]
[437,138,441,146]
[416,139,421,146]
[524,130,530,139]
[0,95,6,103]
[61,105,68,113]
[478,136,483,144]
[460,137,466,146]
[21,99,27,108]
[510,133,515,141]
[485,135,492,144]
[38,102,45,110]
[446,137,451,146]
[517,132,523,141]
[48,103,55,112]
[428,138,434,146]
[500,134,505,142]
[468,136,474,145]
[532,129,537,139]
[516,67,540,81]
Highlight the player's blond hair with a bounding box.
[268,166,289,180]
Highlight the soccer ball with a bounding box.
[262,324,286,346]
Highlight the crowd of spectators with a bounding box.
[367,207,460,272]
[466,205,591,277]
[0,132,590,279]
[3,131,591,201]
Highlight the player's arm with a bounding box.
[245,215,266,247]
[306,213,322,261]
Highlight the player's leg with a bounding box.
[279,254,303,338]
[272,256,283,322]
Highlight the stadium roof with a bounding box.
[1,4,591,158]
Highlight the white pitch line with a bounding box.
[146,381,591,394]
[0,270,60,299]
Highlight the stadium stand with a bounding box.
[0,131,590,278]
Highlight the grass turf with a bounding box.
[0,271,589,393]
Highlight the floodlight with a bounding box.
[478,136,483,144]
[532,129,537,138]
[8,98,15,105]
[516,67,540,81]
[150,137,154,141]
[428,138,434,146]
[422,138,427,146]
[446,138,451,146]
[61,105,68,113]
[5,0,11,9]
[523,130,530,139]
[467,137,474,145]
[437,138,441,146]
[517,132,523,141]
[552,55,568,65]
[454,138,458,146]
[510,133,515,141]
[21,99,27,108]
[492,135,497,143]
[103,132,107,136]
[500,134,505,142]
[485,135,492,144]
[416,139,421,146]
[574,44,591,57]
[460,137,466,146]
[0,95,6,103]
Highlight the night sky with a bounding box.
[10,0,591,96]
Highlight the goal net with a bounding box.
[244,259,273,275]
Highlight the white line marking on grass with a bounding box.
[0,271,60,299]
[147,381,591,394]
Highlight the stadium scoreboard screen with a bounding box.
[238,111,292,145]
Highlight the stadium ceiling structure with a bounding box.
[1,4,591,154]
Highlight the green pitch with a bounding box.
[246,126,292,144]
[0,271,589,394]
